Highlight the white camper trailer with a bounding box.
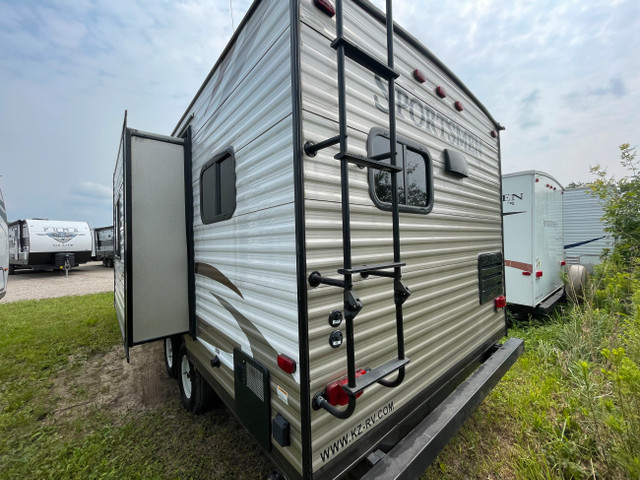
[8,219,92,273]
[563,187,613,272]
[114,1,523,478]
[0,187,8,299]
[502,171,565,311]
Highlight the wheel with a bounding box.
[8,264,15,275]
[178,343,213,414]
[164,336,181,378]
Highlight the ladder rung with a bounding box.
[335,153,402,172]
[369,152,393,161]
[338,262,405,275]
[342,358,410,396]
[331,37,399,81]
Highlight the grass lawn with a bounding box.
[1,276,638,479]
[0,293,270,480]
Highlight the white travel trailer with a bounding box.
[563,187,613,272]
[502,171,565,311]
[8,219,92,273]
[0,187,8,299]
[114,1,523,478]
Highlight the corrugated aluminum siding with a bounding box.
[177,0,302,473]
[563,187,613,264]
[113,134,126,338]
[299,0,504,472]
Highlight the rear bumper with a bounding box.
[361,337,524,480]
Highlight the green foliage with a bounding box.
[590,143,640,261]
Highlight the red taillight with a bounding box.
[314,0,335,17]
[454,101,464,111]
[535,178,539,182]
[325,369,367,406]
[413,69,426,83]
[436,86,447,98]
[561,261,566,266]
[277,354,296,374]
[522,271,532,276]
[536,271,543,278]
[494,295,507,309]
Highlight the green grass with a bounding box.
[2,262,639,479]
[423,260,640,480]
[0,293,270,480]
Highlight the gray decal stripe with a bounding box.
[210,292,278,363]
[564,236,606,249]
[0,207,6,224]
[195,262,244,299]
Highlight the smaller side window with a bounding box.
[200,148,236,224]
[367,128,433,214]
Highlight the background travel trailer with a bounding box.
[563,187,613,272]
[114,0,522,478]
[8,219,92,273]
[502,171,565,311]
[93,226,115,267]
[0,187,7,299]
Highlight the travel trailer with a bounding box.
[502,171,565,311]
[563,187,613,272]
[0,187,8,299]
[114,1,522,478]
[8,219,92,273]
[93,226,115,267]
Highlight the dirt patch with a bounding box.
[47,341,177,427]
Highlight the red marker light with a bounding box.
[494,295,507,309]
[561,261,566,266]
[491,130,497,138]
[436,86,447,98]
[314,0,335,17]
[536,271,543,278]
[277,354,296,374]
[454,101,464,111]
[325,369,367,406]
[522,271,532,276]
[413,69,426,83]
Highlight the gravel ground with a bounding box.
[1,261,113,303]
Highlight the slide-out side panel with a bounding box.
[563,187,613,269]
[0,188,6,298]
[299,1,505,474]
[502,173,534,306]
[532,173,564,304]
[129,134,190,343]
[114,132,126,338]
[173,0,302,475]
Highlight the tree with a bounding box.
[590,143,640,262]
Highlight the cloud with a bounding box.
[517,89,543,129]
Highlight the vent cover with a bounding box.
[234,348,271,451]
[478,251,504,304]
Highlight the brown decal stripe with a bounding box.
[210,293,278,368]
[195,262,244,299]
[504,260,533,273]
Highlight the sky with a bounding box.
[0,0,638,228]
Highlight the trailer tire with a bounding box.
[178,344,212,414]
[164,336,181,379]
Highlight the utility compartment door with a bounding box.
[116,126,190,354]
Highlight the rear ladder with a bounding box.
[306,0,410,420]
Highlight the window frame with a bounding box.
[367,127,434,215]
[199,146,236,225]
